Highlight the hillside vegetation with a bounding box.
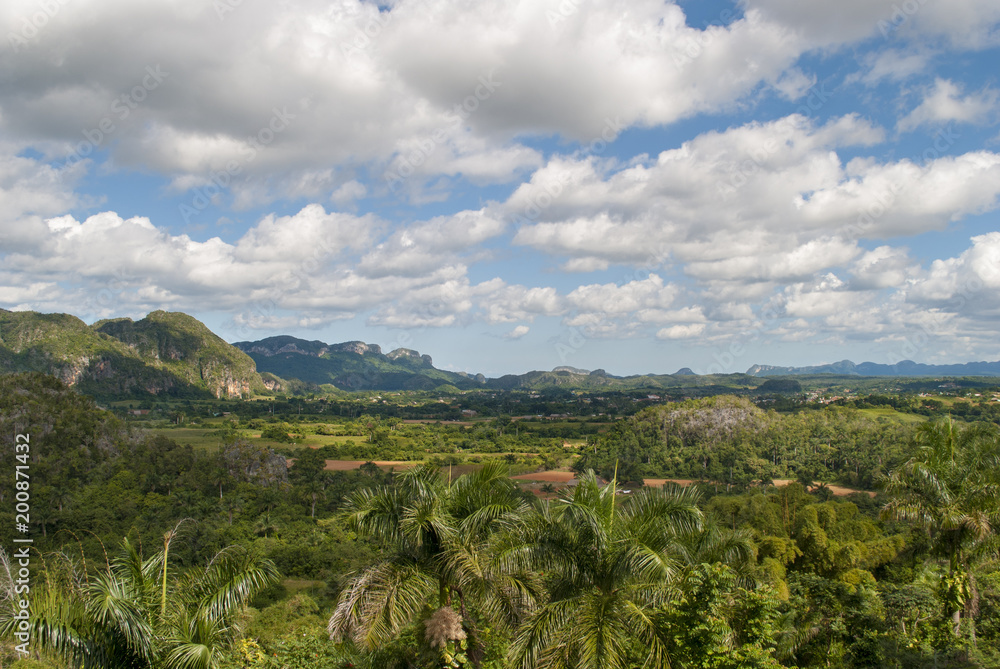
[3,373,1000,667]
[0,309,266,398]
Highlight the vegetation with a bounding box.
[0,310,265,399]
[3,370,1000,667]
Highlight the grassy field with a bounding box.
[855,407,927,424]
[146,427,225,450]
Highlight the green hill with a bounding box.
[484,368,759,392]
[0,309,267,398]
[233,336,486,391]
[234,335,769,393]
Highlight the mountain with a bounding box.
[0,309,267,398]
[232,335,486,391]
[483,367,757,392]
[6,308,1000,399]
[747,359,1000,377]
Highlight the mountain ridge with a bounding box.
[0,309,267,398]
[4,309,1000,397]
[231,335,481,391]
[746,359,1000,377]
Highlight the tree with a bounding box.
[881,419,1000,638]
[656,563,786,669]
[508,471,703,669]
[0,532,279,668]
[328,461,539,662]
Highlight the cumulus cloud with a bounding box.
[504,325,530,340]
[657,323,706,340]
[510,115,1000,286]
[482,285,563,324]
[0,0,809,205]
[898,79,998,132]
[849,246,915,289]
[908,232,1000,310]
[357,208,506,278]
[745,0,1000,47]
[1,0,998,368]
[850,48,935,86]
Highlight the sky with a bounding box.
[1,0,999,378]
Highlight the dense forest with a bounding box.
[1,372,1000,667]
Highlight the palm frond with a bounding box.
[508,597,579,669]
[86,570,155,662]
[328,559,436,649]
[190,548,280,623]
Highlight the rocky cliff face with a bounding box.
[0,310,267,398]
[248,342,320,357]
[331,341,382,355]
[387,348,433,366]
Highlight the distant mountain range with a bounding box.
[746,360,1000,377]
[3,309,1000,397]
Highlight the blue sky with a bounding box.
[2,0,1000,377]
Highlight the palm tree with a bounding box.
[671,518,757,583]
[328,461,539,656]
[507,472,703,669]
[881,419,1000,636]
[253,512,278,538]
[0,529,279,669]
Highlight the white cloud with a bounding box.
[510,114,1000,288]
[770,68,816,101]
[0,0,811,205]
[898,79,998,132]
[849,246,915,289]
[850,48,935,86]
[908,232,1000,309]
[566,274,677,315]
[330,180,368,206]
[357,208,506,278]
[505,325,530,340]
[0,204,493,325]
[745,0,1000,47]
[657,323,706,339]
[482,285,563,324]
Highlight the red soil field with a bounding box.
[514,471,874,497]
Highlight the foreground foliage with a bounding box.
[0,533,279,668]
[2,374,1000,667]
